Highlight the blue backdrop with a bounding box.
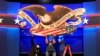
[0,26,20,56]
[0,1,96,55]
[19,3,84,54]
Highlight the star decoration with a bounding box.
[83,18,89,24]
[14,18,21,24]
[0,18,3,23]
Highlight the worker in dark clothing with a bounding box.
[45,35,56,56]
[58,35,65,56]
[28,44,41,56]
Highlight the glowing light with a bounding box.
[0,18,3,23]
[82,8,86,13]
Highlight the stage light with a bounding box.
[0,18,3,23]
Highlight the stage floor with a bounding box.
[20,54,83,56]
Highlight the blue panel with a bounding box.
[71,28,83,36]
[21,4,83,11]
[20,36,31,53]
[63,3,83,9]
[96,0,100,13]
[0,27,7,56]
[96,27,100,56]
[64,36,83,53]
[7,2,20,15]
[0,1,7,13]
[84,28,96,56]
[20,3,31,8]
[7,27,20,56]
[83,2,96,14]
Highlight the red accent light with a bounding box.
[0,24,19,28]
[87,14,100,17]
[0,14,17,19]
[84,24,100,27]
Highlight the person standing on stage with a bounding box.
[28,44,41,56]
[58,35,65,56]
[45,35,56,56]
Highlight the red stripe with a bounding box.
[41,29,66,35]
[31,29,67,36]
[45,30,62,35]
[40,29,58,34]
[54,29,66,35]
[87,14,100,17]
[57,30,66,35]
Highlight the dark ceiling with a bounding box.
[6,0,96,4]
